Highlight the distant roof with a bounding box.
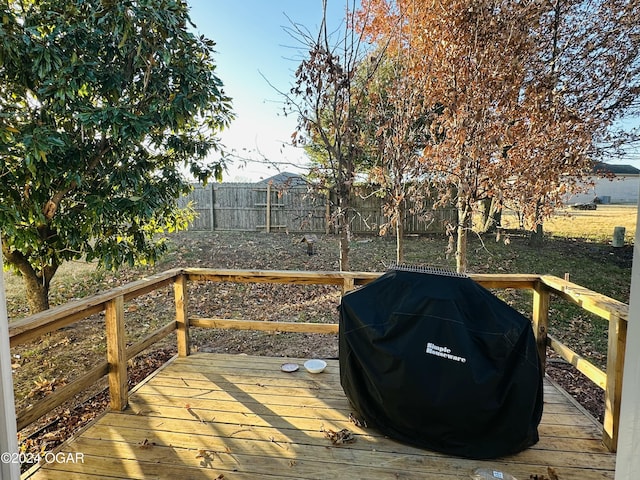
[594,162,640,175]
[258,172,307,186]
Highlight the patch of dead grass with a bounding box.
[498,204,637,242]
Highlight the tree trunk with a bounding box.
[481,197,502,233]
[336,145,354,272]
[23,274,50,313]
[339,209,350,271]
[529,222,545,247]
[529,200,545,247]
[2,245,56,314]
[337,182,350,271]
[395,204,404,264]
[456,199,470,274]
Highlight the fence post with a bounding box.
[603,313,626,451]
[174,274,190,356]
[105,295,128,411]
[210,183,216,232]
[531,282,549,372]
[266,182,271,233]
[325,194,331,235]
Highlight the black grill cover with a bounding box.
[339,268,543,459]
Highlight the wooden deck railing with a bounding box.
[7,268,629,452]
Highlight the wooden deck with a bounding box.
[25,353,616,480]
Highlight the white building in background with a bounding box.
[569,163,640,205]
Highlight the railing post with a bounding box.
[342,276,355,296]
[105,295,127,411]
[532,281,550,372]
[174,274,190,357]
[603,313,626,451]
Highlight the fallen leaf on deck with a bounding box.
[138,438,156,449]
[322,427,355,445]
[196,449,216,468]
[197,453,212,466]
[529,467,559,480]
[349,412,367,428]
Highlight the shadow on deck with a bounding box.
[25,353,616,480]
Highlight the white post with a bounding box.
[615,204,640,479]
[0,237,20,479]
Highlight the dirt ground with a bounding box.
[12,229,620,469]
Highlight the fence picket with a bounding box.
[179,183,455,234]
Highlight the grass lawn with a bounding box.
[501,204,637,243]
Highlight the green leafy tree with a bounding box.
[0,0,233,313]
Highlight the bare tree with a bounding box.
[284,0,379,271]
[361,48,430,263]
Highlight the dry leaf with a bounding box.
[529,467,559,480]
[138,438,156,449]
[196,449,215,468]
[322,427,355,445]
[349,412,367,428]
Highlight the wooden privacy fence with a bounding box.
[8,269,628,452]
[179,183,456,234]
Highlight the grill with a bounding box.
[339,265,543,459]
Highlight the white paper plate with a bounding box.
[281,363,299,373]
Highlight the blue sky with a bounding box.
[186,1,638,181]
[187,1,348,181]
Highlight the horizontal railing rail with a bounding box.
[7,268,628,452]
[538,275,628,451]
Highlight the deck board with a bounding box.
[25,353,616,479]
